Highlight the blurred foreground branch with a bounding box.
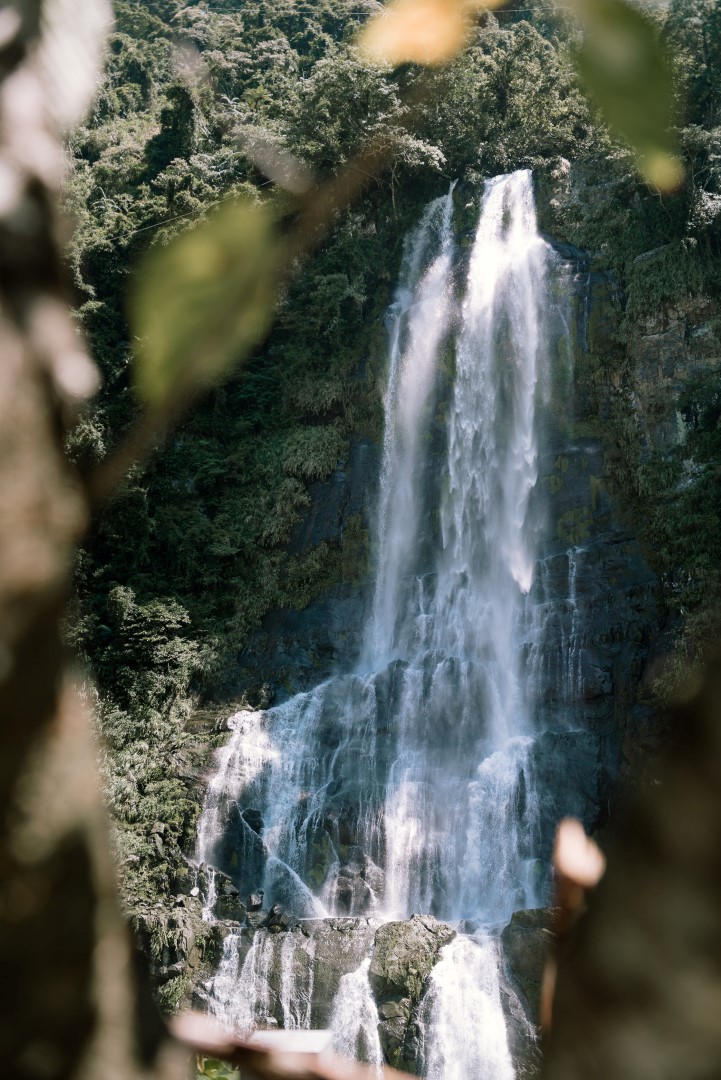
[172,1014,412,1080]
[541,661,721,1080]
[0,2,182,1076]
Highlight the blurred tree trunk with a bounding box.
[0,2,182,1077]
[542,662,721,1080]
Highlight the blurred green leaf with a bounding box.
[196,1056,240,1079]
[569,0,686,191]
[572,0,684,191]
[131,198,279,405]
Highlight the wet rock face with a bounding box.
[369,914,456,1002]
[199,916,381,1031]
[199,906,552,1077]
[369,915,456,1069]
[327,848,384,916]
[520,427,660,864]
[496,908,557,1080]
[306,918,381,1027]
[501,908,557,1025]
[231,436,379,700]
[213,872,246,922]
[133,896,205,991]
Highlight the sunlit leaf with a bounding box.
[360,0,469,65]
[554,817,606,888]
[131,198,279,405]
[359,0,506,67]
[570,0,683,191]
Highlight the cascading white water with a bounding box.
[378,170,549,923]
[195,170,567,1075]
[207,928,316,1033]
[330,958,383,1069]
[419,936,515,1080]
[196,709,277,870]
[365,188,456,665]
[207,931,261,1034]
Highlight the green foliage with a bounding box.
[573,0,682,190]
[626,241,707,319]
[132,196,280,405]
[196,1058,239,1080]
[282,423,348,480]
[92,586,209,710]
[155,974,191,1013]
[413,19,598,177]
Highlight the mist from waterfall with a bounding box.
[195,169,559,1075]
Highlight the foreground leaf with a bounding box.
[572,0,683,191]
[359,0,504,67]
[131,198,279,406]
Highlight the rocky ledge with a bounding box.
[191,906,556,1077]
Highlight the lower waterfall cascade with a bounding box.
[192,169,623,1074]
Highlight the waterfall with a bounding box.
[330,958,383,1069]
[207,928,316,1033]
[419,936,515,1080]
[206,931,260,1034]
[377,171,549,921]
[196,709,277,870]
[364,186,456,665]
[195,170,569,1075]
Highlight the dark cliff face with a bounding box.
[530,240,661,845]
[231,436,380,702]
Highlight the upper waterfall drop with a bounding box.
[432,168,550,743]
[441,169,548,605]
[363,184,456,669]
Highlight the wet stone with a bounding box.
[242,808,264,835]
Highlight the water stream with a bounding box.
[196,170,572,1075]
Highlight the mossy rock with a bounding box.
[501,908,557,1025]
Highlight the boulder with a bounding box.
[263,903,286,930]
[326,848,384,915]
[302,917,380,1027]
[213,893,246,922]
[501,908,557,1024]
[369,914,456,1003]
[172,866,194,895]
[242,808,264,835]
[368,914,455,1069]
[497,909,558,1079]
